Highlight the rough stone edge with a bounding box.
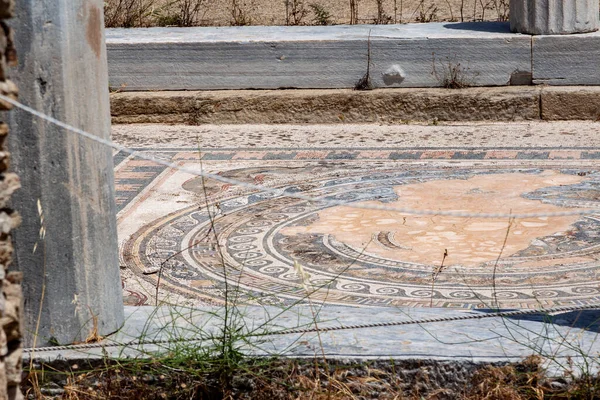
[110,87,543,124]
[541,86,600,120]
[0,2,22,399]
[26,357,515,398]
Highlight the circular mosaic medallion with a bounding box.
[123,167,600,308]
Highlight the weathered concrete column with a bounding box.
[8,0,124,347]
[511,0,600,35]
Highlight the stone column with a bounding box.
[511,0,600,35]
[8,0,124,347]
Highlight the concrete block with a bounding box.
[106,22,531,90]
[533,31,600,85]
[8,0,124,347]
[511,0,599,35]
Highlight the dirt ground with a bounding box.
[26,356,600,400]
[194,0,510,26]
[105,0,512,28]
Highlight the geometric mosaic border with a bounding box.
[114,148,600,212]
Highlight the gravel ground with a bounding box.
[111,121,600,149]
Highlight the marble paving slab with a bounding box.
[106,22,531,90]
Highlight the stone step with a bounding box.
[106,22,600,91]
[110,86,600,124]
[106,23,531,91]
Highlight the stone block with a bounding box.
[8,0,124,347]
[511,0,599,35]
[111,87,541,124]
[541,86,600,119]
[533,32,600,85]
[106,22,531,90]
[110,91,196,123]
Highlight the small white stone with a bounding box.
[381,64,405,86]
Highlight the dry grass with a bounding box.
[432,54,479,89]
[23,356,600,399]
[104,0,513,28]
[104,0,156,28]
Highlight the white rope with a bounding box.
[4,93,600,219]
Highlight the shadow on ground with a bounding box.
[443,21,511,33]
[476,309,600,332]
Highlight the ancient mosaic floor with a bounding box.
[115,124,600,310]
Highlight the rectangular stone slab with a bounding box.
[106,22,532,91]
[109,87,542,124]
[533,31,600,85]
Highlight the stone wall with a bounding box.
[0,0,22,399]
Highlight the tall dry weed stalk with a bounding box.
[473,0,509,21]
[492,0,510,21]
[177,0,210,26]
[349,0,359,24]
[104,0,155,27]
[286,0,309,25]
[452,0,509,23]
[414,0,437,23]
[231,0,253,25]
[374,0,391,24]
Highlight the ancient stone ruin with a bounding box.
[0,1,22,399]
